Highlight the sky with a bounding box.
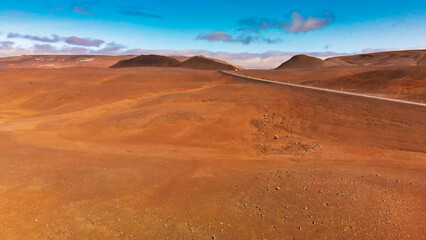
[0,0,425,68]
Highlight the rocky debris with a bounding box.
[230,166,421,239]
[304,144,321,152]
[252,141,320,156]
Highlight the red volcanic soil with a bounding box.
[179,56,239,70]
[0,55,135,69]
[0,67,425,239]
[110,54,181,68]
[276,54,324,70]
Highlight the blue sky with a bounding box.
[0,0,425,68]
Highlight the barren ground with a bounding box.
[0,67,425,239]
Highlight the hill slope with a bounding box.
[325,49,426,67]
[178,56,239,70]
[274,50,426,70]
[110,54,180,68]
[275,54,324,70]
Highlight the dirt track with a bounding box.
[0,67,425,239]
[221,70,426,106]
[242,66,426,102]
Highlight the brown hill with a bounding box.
[171,55,191,62]
[178,56,239,70]
[275,54,324,70]
[275,50,426,70]
[0,55,135,69]
[325,49,426,67]
[110,54,180,68]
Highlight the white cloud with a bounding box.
[277,12,334,33]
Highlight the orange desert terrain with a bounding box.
[0,51,425,239]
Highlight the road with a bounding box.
[221,70,426,107]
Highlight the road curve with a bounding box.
[220,70,426,107]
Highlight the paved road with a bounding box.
[221,70,426,107]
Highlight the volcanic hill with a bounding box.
[275,54,324,70]
[110,54,181,68]
[178,56,239,70]
[324,49,426,67]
